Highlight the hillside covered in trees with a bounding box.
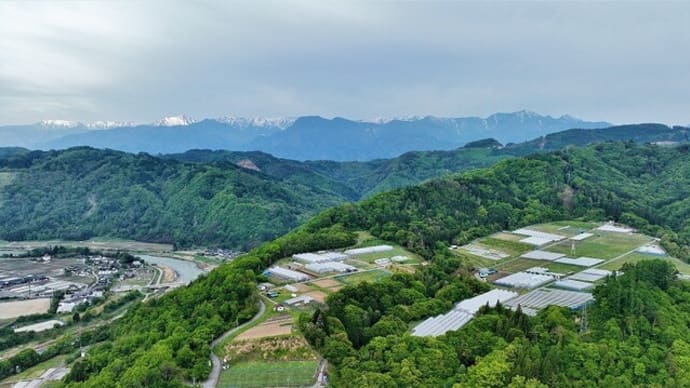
[0,124,687,249]
[48,141,690,387]
[0,147,345,248]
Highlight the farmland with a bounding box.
[545,231,652,259]
[218,360,319,388]
[0,298,51,320]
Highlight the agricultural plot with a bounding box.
[601,252,690,275]
[221,330,319,388]
[235,316,293,341]
[489,232,526,242]
[218,360,318,388]
[458,243,510,261]
[496,258,552,273]
[336,269,391,285]
[479,237,533,256]
[345,245,421,265]
[527,221,597,236]
[451,250,497,270]
[0,298,51,320]
[545,232,652,260]
[0,238,173,253]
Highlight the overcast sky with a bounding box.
[1,1,689,125]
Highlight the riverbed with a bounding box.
[136,254,204,284]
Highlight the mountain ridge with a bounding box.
[0,111,611,161]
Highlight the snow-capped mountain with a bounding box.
[154,115,196,127]
[39,119,81,129]
[369,115,428,124]
[2,111,614,160]
[86,121,136,130]
[217,116,296,129]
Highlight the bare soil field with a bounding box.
[292,283,312,292]
[1,239,173,253]
[235,316,293,341]
[0,298,51,320]
[0,258,83,278]
[312,279,340,288]
[158,265,178,283]
[304,291,328,303]
[226,335,317,363]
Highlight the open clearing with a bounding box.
[235,316,293,341]
[489,232,525,242]
[346,244,421,264]
[292,283,312,293]
[0,238,173,253]
[601,252,690,275]
[0,298,51,320]
[478,237,532,256]
[336,269,391,285]
[545,232,652,260]
[528,221,597,236]
[311,278,341,288]
[221,330,319,388]
[218,360,318,388]
[303,290,328,303]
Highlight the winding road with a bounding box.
[201,299,266,388]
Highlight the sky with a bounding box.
[1,1,689,125]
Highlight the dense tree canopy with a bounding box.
[39,141,690,386]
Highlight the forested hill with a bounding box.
[168,123,689,198]
[58,142,690,387]
[0,147,346,248]
[0,123,687,249]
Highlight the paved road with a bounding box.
[201,299,266,388]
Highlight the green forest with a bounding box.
[0,147,346,249]
[0,123,686,250]
[34,141,690,387]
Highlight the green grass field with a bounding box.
[545,232,652,260]
[218,360,318,388]
[349,245,422,264]
[336,269,391,285]
[529,221,597,236]
[478,237,533,256]
[496,258,544,273]
[544,262,583,274]
[451,250,497,269]
[495,258,580,275]
[489,232,526,242]
[601,253,690,275]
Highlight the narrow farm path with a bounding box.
[201,299,266,388]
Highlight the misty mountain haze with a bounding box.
[1,111,610,160]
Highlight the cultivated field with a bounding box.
[218,360,318,388]
[221,330,319,388]
[303,290,328,303]
[235,316,293,341]
[311,278,340,288]
[601,252,690,275]
[0,238,173,253]
[336,269,391,285]
[0,298,51,320]
[545,232,652,259]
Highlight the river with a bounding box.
[136,254,204,284]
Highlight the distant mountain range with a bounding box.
[0,111,611,161]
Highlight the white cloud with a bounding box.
[0,1,689,124]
